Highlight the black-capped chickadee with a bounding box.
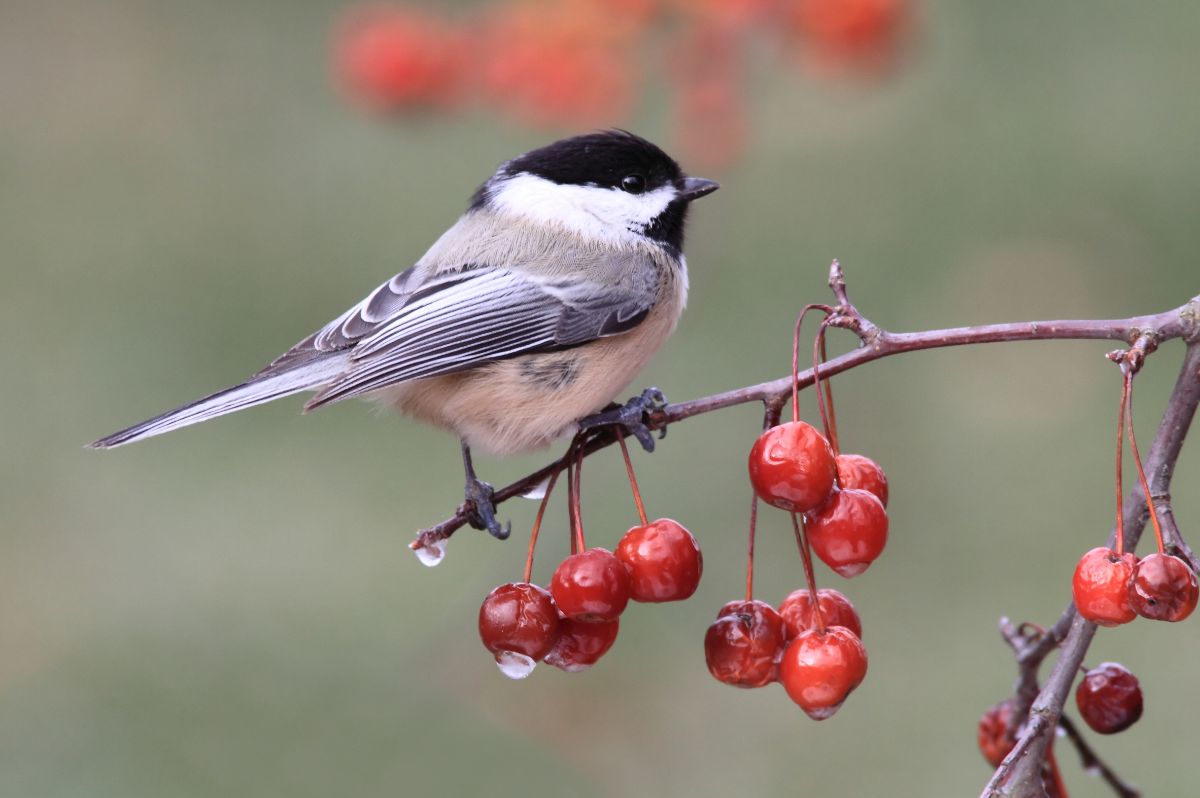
[90,130,718,536]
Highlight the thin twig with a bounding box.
[1058,714,1141,798]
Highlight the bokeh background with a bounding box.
[3,1,1198,795]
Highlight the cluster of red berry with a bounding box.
[477,438,702,677]
[1072,367,1198,627]
[332,0,912,167]
[703,306,888,719]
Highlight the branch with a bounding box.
[982,339,1200,797]
[411,263,1200,555]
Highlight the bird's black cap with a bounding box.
[501,130,684,192]
[470,130,717,252]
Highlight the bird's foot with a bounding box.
[463,474,510,540]
[578,387,668,452]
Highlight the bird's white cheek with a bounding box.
[489,174,675,244]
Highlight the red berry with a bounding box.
[334,8,467,109]
[789,0,905,49]
[1129,552,1199,622]
[551,548,631,623]
[778,626,868,720]
[703,600,786,688]
[748,421,837,513]
[615,518,703,602]
[1072,547,1137,626]
[778,588,862,640]
[977,699,1017,767]
[478,582,560,677]
[835,453,889,507]
[806,488,888,578]
[478,9,634,127]
[544,618,620,673]
[1076,662,1143,734]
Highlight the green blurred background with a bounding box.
[3,1,1198,795]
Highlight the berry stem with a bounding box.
[1114,369,1128,554]
[523,466,561,584]
[1124,369,1166,554]
[616,434,649,526]
[812,319,841,455]
[566,443,578,555]
[745,491,759,602]
[571,438,587,553]
[791,304,834,425]
[790,512,826,635]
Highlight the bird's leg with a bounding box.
[577,387,668,452]
[460,441,510,540]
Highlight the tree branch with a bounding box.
[982,339,1200,797]
[411,265,1200,556]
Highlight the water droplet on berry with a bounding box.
[801,703,843,721]
[494,651,537,679]
[412,538,447,567]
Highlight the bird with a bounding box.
[90,130,719,537]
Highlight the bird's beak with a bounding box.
[679,177,720,202]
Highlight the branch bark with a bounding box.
[412,272,1200,555]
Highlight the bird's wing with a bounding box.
[301,260,657,409]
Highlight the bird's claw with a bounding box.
[464,475,510,540]
[579,387,668,452]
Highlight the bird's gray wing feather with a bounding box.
[303,262,655,409]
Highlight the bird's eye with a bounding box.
[621,174,646,194]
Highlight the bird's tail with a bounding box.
[88,354,351,449]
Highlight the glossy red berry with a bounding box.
[1129,552,1199,622]
[805,488,888,578]
[1076,662,1143,734]
[748,421,837,513]
[778,626,868,720]
[1072,547,1137,626]
[778,588,862,640]
[544,618,620,673]
[615,518,703,602]
[703,600,786,688]
[478,582,560,677]
[977,699,1016,767]
[551,548,631,623]
[835,453,889,507]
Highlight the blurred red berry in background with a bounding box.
[478,5,636,128]
[672,0,778,29]
[786,0,908,75]
[334,6,470,110]
[668,19,749,168]
[331,0,914,164]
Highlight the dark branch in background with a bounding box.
[410,263,1199,796]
